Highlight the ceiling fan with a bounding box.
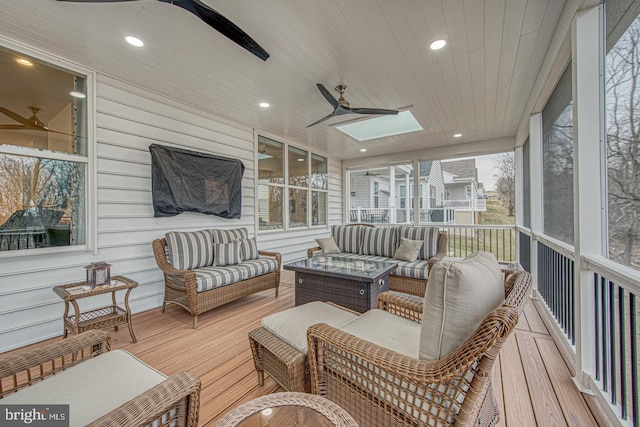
[306,84,399,128]
[0,106,74,136]
[56,0,270,61]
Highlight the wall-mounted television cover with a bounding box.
[149,144,245,219]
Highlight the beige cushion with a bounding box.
[316,236,342,254]
[262,301,358,354]
[393,238,424,262]
[419,251,504,360]
[339,309,421,357]
[2,349,166,426]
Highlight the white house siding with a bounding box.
[427,162,446,206]
[0,75,340,352]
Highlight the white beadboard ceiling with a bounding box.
[0,0,566,160]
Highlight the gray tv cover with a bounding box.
[150,144,245,218]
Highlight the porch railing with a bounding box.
[533,234,640,426]
[349,208,455,224]
[440,225,516,262]
[443,198,487,211]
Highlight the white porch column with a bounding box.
[405,173,411,223]
[529,113,543,293]
[389,166,396,224]
[572,4,603,390]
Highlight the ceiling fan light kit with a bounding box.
[56,0,270,61]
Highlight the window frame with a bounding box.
[256,133,328,233]
[0,37,97,258]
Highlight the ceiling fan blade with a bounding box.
[349,107,399,115]
[316,84,339,109]
[0,107,31,126]
[306,112,337,128]
[190,0,269,61]
[0,124,27,130]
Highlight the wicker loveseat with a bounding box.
[153,228,281,328]
[0,330,200,426]
[306,254,532,427]
[307,224,447,296]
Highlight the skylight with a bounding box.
[335,110,423,141]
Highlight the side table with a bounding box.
[53,275,138,343]
[214,392,358,427]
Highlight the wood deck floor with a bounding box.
[5,271,609,426]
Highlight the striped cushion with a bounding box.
[331,225,362,254]
[330,253,391,263]
[213,241,242,266]
[211,228,249,243]
[360,227,397,257]
[195,265,245,292]
[393,259,432,279]
[237,257,278,278]
[165,230,214,270]
[396,226,440,260]
[238,237,259,260]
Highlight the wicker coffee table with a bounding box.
[214,392,358,426]
[284,256,397,313]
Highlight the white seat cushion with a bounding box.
[419,251,504,360]
[262,301,358,354]
[2,349,166,427]
[339,309,421,357]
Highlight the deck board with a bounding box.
[2,270,607,426]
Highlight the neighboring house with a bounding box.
[348,161,452,223]
[442,159,487,225]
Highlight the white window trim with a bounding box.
[0,36,97,258]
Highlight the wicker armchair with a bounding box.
[307,268,532,427]
[0,330,200,426]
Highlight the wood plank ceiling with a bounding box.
[0,0,566,160]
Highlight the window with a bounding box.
[430,184,437,208]
[606,1,640,269]
[542,63,574,245]
[0,44,90,252]
[373,182,379,208]
[257,135,327,231]
[258,136,284,230]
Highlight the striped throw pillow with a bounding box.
[213,241,243,266]
[238,237,259,261]
[165,230,214,270]
[211,228,249,243]
[359,226,397,257]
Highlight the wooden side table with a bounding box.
[53,275,138,343]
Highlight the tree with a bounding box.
[606,17,640,268]
[492,153,515,216]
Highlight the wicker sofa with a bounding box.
[153,228,281,328]
[0,330,200,426]
[307,224,447,296]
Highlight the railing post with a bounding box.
[357,207,361,223]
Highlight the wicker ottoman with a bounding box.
[248,302,359,392]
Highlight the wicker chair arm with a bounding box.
[308,306,519,387]
[307,246,322,258]
[87,371,201,427]
[0,331,111,398]
[427,231,448,270]
[259,250,282,270]
[377,292,423,323]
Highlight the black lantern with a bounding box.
[85,262,111,288]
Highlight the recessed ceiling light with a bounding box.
[360,148,367,152]
[16,58,33,66]
[125,36,144,47]
[297,158,305,162]
[430,39,447,50]
[259,102,270,108]
[70,91,86,99]
[453,133,462,138]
